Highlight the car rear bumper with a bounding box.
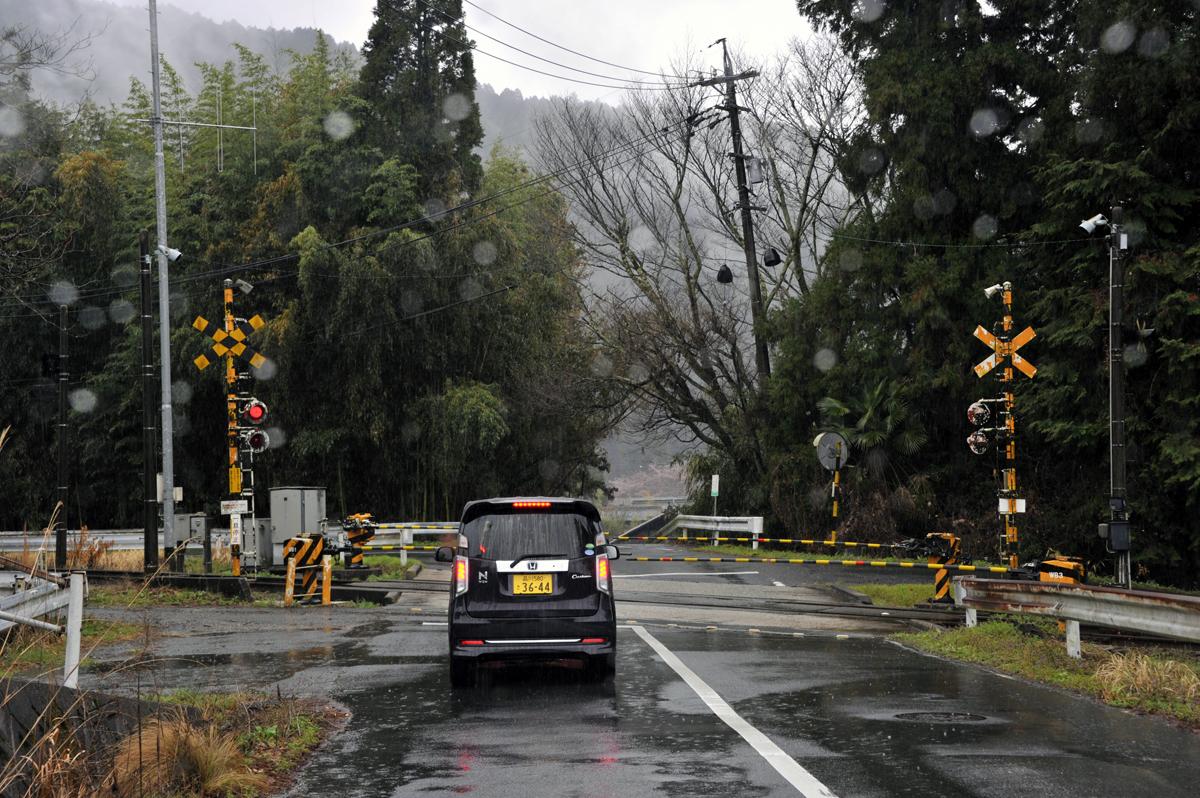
[449,609,616,660]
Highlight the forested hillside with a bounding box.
[0,2,617,527]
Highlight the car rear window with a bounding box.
[463,512,595,561]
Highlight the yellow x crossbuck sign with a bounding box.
[973,325,1037,379]
[192,314,267,371]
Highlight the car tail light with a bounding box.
[460,639,484,646]
[512,501,552,508]
[581,637,607,644]
[454,556,469,596]
[596,555,611,594]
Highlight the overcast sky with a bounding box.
[108,0,811,101]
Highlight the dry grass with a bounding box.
[111,714,268,798]
[1097,651,1200,706]
[0,540,234,573]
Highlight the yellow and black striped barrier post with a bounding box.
[342,513,377,568]
[623,555,1013,574]
[926,532,960,602]
[282,534,326,603]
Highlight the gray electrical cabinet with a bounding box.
[269,487,327,563]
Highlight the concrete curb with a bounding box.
[826,584,872,604]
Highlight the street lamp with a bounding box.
[1081,205,1132,588]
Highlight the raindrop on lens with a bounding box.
[932,189,956,215]
[266,426,287,449]
[628,226,655,252]
[472,240,498,265]
[69,388,98,413]
[111,264,137,289]
[1016,117,1044,145]
[79,306,106,330]
[173,414,191,436]
[813,348,838,372]
[0,107,25,138]
[251,358,278,381]
[539,458,560,481]
[171,380,193,405]
[423,198,447,218]
[108,299,135,324]
[442,93,471,122]
[591,353,613,377]
[1124,344,1148,369]
[458,278,482,301]
[323,110,355,141]
[972,215,998,240]
[401,290,424,315]
[969,108,999,138]
[1138,28,1169,58]
[1076,118,1106,144]
[858,147,884,175]
[851,0,886,23]
[48,281,79,306]
[913,195,936,221]
[401,420,422,444]
[169,291,189,319]
[1100,21,1136,54]
[839,249,863,272]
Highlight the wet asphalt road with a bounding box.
[258,621,1199,798]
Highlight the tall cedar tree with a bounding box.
[787,1,1200,582]
[358,0,484,197]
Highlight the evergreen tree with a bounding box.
[358,0,484,197]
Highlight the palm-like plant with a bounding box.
[817,378,927,483]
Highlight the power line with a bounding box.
[831,232,1097,249]
[421,11,684,91]
[428,4,681,87]
[462,0,684,79]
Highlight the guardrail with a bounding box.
[953,577,1200,657]
[653,514,764,549]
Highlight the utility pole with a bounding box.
[139,231,159,571]
[696,39,770,382]
[55,305,68,570]
[148,0,177,555]
[1107,206,1132,589]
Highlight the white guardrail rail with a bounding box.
[952,577,1200,658]
[617,514,764,549]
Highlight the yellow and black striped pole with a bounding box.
[927,532,960,602]
[282,534,326,603]
[830,446,842,544]
[343,513,376,567]
[224,280,242,576]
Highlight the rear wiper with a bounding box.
[507,552,558,568]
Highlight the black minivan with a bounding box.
[435,497,619,687]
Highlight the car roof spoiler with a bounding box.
[460,497,602,525]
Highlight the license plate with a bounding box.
[512,573,553,595]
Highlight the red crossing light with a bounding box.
[241,398,268,425]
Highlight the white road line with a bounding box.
[420,621,448,626]
[630,625,838,798]
[772,580,786,587]
[614,570,759,579]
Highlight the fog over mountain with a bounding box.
[6,0,596,156]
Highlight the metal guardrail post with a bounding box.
[63,572,84,688]
[321,555,332,606]
[750,517,762,551]
[402,529,410,567]
[283,558,296,607]
[1065,619,1081,659]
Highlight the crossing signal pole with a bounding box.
[969,281,1037,569]
[139,231,159,572]
[192,281,270,575]
[694,40,769,383]
[55,304,69,570]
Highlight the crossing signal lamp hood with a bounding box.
[716,263,734,284]
[764,247,782,267]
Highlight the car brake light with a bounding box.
[460,639,485,646]
[454,556,469,596]
[596,555,610,594]
[581,637,606,644]
[512,501,552,508]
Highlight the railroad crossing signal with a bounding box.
[973,324,1037,378]
[191,314,268,371]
